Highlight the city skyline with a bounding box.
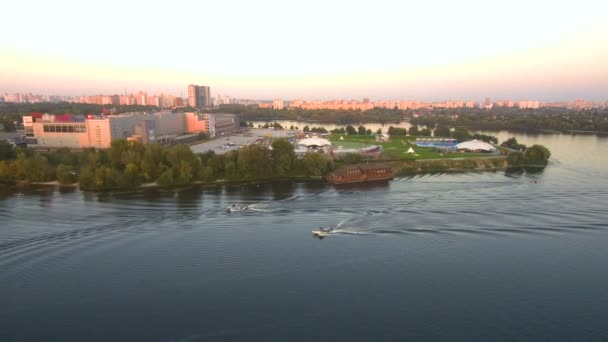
[5,89,605,111]
[1,0,607,101]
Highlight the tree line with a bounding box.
[211,105,405,124]
[410,107,608,133]
[4,102,608,134]
[0,139,334,191]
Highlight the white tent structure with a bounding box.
[298,137,332,148]
[455,139,497,152]
[407,147,415,154]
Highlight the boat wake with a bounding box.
[315,219,380,237]
[245,203,270,212]
[225,202,272,214]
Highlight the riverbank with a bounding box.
[392,156,507,175]
[3,175,327,192]
[2,157,509,193]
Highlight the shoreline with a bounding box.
[3,157,514,193]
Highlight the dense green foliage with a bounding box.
[506,144,551,167]
[387,127,408,135]
[0,139,334,190]
[215,105,608,133]
[339,153,364,165]
[0,140,16,160]
[523,145,552,166]
[211,105,405,124]
[3,102,608,134]
[302,125,328,133]
[434,126,451,138]
[506,151,525,167]
[410,107,608,133]
[301,153,333,176]
[500,137,527,151]
[271,139,298,177]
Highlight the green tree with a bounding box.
[419,128,432,136]
[238,144,272,179]
[346,125,357,135]
[78,166,95,190]
[94,166,123,190]
[223,151,239,178]
[523,145,551,165]
[108,140,146,170]
[388,126,407,135]
[79,164,123,191]
[123,163,143,187]
[271,139,297,177]
[341,153,363,164]
[56,164,77,184]
[434,125,451,137]
[157,169,175,187]
[472,133,498,144]
[408,126,419,136]
[200,150,222,180]
[451,128,472,141]
[165,144,202,185]
[199,166,214,181]
[108,139,130,168]
[357,125,367,135]
[14,153,50,182]
[0,160,16,183]
[501,137,526,151]
[141,144,167,181]
[0,140,16,161]
[302,152,333,176]
[506,151,524,167]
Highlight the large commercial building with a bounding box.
[188,85,211,108]
[23,111,238,150]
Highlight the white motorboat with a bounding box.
[312,227,333,238]
[227,205,245,213]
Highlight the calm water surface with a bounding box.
[1,132,608,341]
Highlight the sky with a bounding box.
[1,0,607,101]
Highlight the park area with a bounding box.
[328,134,491,160]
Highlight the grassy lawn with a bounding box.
[328,134,493,160]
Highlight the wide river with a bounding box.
[2,131,608,341]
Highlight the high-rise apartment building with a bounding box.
[188,84,211,108]
[273,99,284,110]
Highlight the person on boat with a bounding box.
[228,204,242,212]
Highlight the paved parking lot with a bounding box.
[189,128,295,154]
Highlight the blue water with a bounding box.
[1,132,608,341]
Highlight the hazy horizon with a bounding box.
[1,0,607,101]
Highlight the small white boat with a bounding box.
[312,227,333,238]
[227,205,245,213]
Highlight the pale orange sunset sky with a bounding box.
[1,0,607,101]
